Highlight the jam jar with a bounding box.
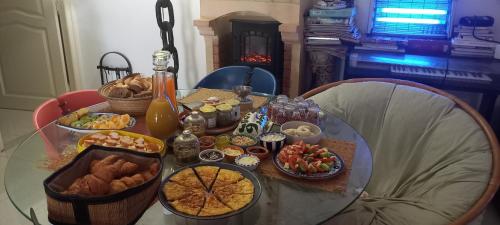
[216,103,233,127]
[200,104,217,129]
[225,98,241,122]
[173,130,200,165]
[184,111,206,137]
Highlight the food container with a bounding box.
[235,154,260,171]
[259,132,286,154]
[216,103,233,127]
[173,130,200,165]
[221,145,244,163]
[199,136,216,150]
[98,82,152,116]
[43,146,162,225]
[198,149,225,163]
[281,121,322,145]
[230,134,258,150]
[215,134,231,150]
[246,146,270,160]
[77,130,166,156]
[200,105,217,129]
[183,111,206,137]
[225,99,241,122]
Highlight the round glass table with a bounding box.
[4,90,372,225]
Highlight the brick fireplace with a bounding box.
[194,0,314,96]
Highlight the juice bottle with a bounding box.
[146,50,179,140]
[166,74,177,110]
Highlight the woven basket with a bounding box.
[98,81,152,116]
[44,146,163,225]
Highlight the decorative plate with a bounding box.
[56,112,136,133]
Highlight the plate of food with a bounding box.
[56,108,136,133]
[158,162,262,220]
[77,130,165,156]
[273,141,344,180]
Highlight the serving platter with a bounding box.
[158,162,262,220]
[272,148,344,181]
[56,112,136,133]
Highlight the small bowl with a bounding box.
[199,136,216,150]
[221,145,245,163]
[199,149,225,163]
[230,134,258,149]
[235,154,260,171]
[246,146,270,160]
[259,132,286,153]
[280,121,322,145]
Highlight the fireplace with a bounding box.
[232,19,284,93]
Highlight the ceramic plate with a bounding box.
[56,112,136,134]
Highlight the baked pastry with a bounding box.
[169,189,205,216]
[163,182,204,201]
[107,74,153,98]
[194,166,219,189]
[198,194,232,216]
[81,132,162,154]
[169,168,205,189]
[215,193,253,211]
[212,169,244,188]
[213,178,254,196]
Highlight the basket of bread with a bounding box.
[98,73,153,116]
[43,145,162,225]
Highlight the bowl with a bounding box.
[246,146,270,160]
[233,85,253,102]
[221,145,245,163]
[199,136,216,150]
[235,154,260,171]
[199,149,225,163]
[230,134,258,149]
[259,132,286,154]
[280,121,322,145]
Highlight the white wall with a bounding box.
[71,0,206,89]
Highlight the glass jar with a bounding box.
[184,111,206,137]
[173,130,200,165]
[200,104,217,129]
[225,99,241,122]
[216,103,233,127]
[307,106,321,125]
[146,50,179,140]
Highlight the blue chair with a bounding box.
[195,66,277,95]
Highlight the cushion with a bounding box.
[310,82,492,225]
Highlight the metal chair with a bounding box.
[97,51,133,85]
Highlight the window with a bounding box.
[371,0,452,38]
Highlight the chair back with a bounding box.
[250,67,277,95]
[195,66,252,90]
[57,90,106,115]
[32,98,63,130]
[97,51,133,85]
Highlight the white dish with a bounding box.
[280,121,322,144]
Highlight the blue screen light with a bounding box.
[376,17,444,25]
[381,8,447,15]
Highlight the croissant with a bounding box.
[120,176,137,187]
[85,174,109,195]
[131,174,145,185]
[120,162,139,176]
[110,179,128,194]
[149,163,160,175]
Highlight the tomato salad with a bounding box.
[277,141,338,175]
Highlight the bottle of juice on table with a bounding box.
[146,50,179,140]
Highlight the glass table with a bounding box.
[4,90,372,225]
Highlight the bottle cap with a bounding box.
[153,50,171,68]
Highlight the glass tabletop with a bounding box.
[4,89,372,225]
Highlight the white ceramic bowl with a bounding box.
[199,149,225,163]
[280,121,322,145]
[235,154,260,171]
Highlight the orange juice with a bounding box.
[146,98,179,140]
[166,77,177,110]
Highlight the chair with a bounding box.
[97,51,133,85]
[302,78,499,225]
[195,66,277,95]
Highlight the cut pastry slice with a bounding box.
[163,181,204,201]
[212,169,244,188]
[194,166,220,189]
[213,178,254,196]
[169,168,204,189]
[168,189,206,216]
[198,194,233,216]
[214,193,253,211]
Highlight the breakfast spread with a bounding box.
[80,132,162,154]
[107,74,153,98]
[277,141,339,175]
[57,108,132,130]
[62,155,160,196]
[283,125,316,137]
[163,166,254,216]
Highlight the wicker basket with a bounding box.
[98,81,152,116]
[43,146,163,225]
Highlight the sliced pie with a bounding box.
[212,169,244,188]
[198,194,233,216]
[214,193,253,211]
[168,189,206,216]
[213,178,254,196]
[169,168,204,189]
[163,181,204,201]
[194,166,220,189]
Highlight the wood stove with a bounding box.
[231,19,284,93]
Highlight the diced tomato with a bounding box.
[321,157,333,163]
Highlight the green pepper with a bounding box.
[299,164,307,173]
[320,152,331,158]
[319,163,330,172]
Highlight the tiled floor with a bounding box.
[0,108,499,225]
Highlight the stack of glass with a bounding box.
[268,95,321,125]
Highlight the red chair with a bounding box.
[32,98,63,130]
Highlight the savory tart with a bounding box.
[169,168,204,189]
[198,194,232,216]
[213,178,254,196]
[163,182,204,201]
[194,166,220,189]
[169,189,206,216]
[215,193,253,211]
[212,169,244,188]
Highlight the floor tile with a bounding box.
[0,109,34,145]
[0,193,31,225]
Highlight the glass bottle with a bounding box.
[173,130,200,165]
[184,111,206,137]
[146,50,179,140]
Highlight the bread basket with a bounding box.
[98,79,152,116]
[43,146,162,225]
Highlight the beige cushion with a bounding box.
[310,81,492,225]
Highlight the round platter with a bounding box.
[272,148,345,181]
[178,110,239,135]
[158,162,262,220]
[55,112,136,133]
